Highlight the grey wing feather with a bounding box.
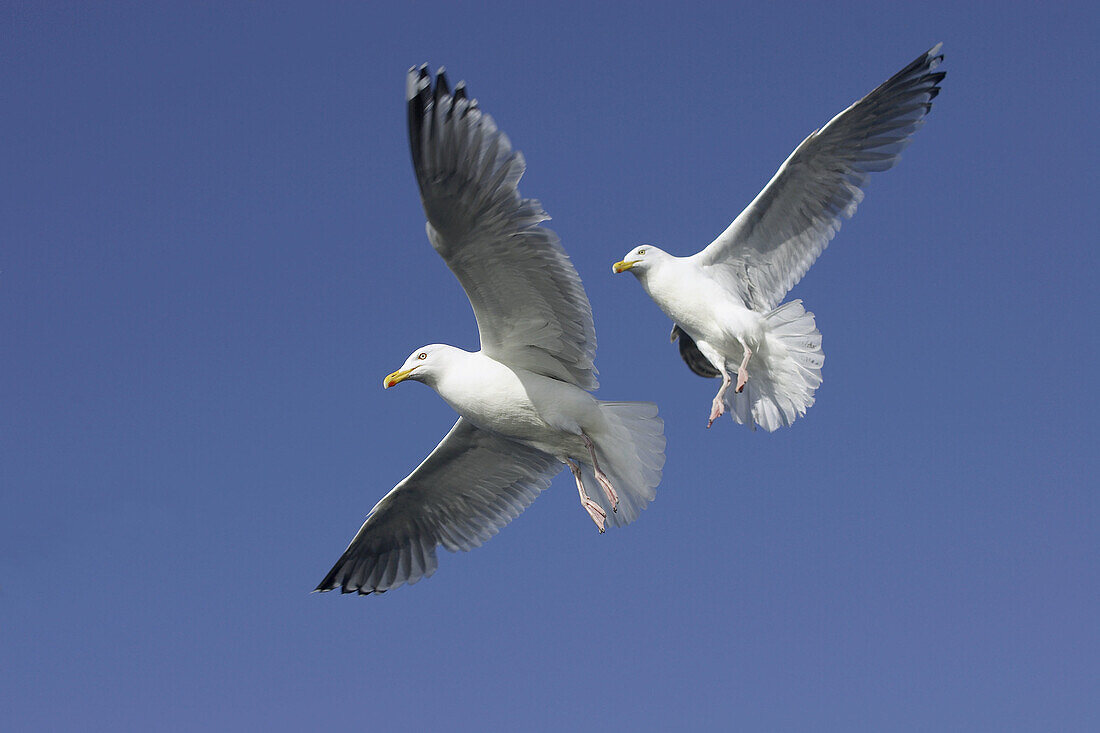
[407,66,598,389]
[670,325,721,378]
[694,44,945,311]
[316,418,560,595]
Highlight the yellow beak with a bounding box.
[612,259,636,274]
[383,367,415,389]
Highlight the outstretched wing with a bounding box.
[693,44,946,312]
[316,418,561,595]
[407,66,598,389]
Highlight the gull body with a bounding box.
[633,250,766,359]
[387,344,607,460]
[614,45,946,431]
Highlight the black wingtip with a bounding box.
[316,559,389,596]
[407,64,437,175]
[671,325,722,379]
[315,562,341,593]
[868,44,946,118]
[926,42,946,84]
[406,64,430,104]
[407,64,481,173]
[434,67,451,101]
[925,71,947,103]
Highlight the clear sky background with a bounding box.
[3,1,1097,730]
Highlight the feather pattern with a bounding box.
[407,66,599,389]
[694,44,946,312]
[317,418,560,595]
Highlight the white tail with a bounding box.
[581,402,666,527]
[728,299,824,432]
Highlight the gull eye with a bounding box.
[417,352,427,360]
[637,248,646,255]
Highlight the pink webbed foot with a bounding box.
[582,497,608,533]
[583,433,618,513]
[594,473,618,514]
[567,458,608,533]
[735,342,752,393]
[707,396,725,429]
[708,370,733,428]
[736,370,748,393]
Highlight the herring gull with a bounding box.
[316,66,666,595]
[613,44,945,431]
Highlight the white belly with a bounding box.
[644,263,765,349]
[434,353,597,458]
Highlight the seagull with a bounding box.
[316,66,666,595]
[613,44,945,432]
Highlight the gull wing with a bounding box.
[407,66,598,389]
[670,325,721,378]
[693,44,945,311]
[316,418,560,595]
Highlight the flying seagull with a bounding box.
[613,44,945,431]
[317,66,666,595]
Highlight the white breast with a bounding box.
[642,259,764,347]
[432,352,595,453]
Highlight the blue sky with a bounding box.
[3,1,1097,730]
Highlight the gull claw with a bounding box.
[708,396,725,428]
[582,498,607,533]
[568,456,608,533]
[583,432,618,513]
[735,346,751,393]
[594,472,619,513]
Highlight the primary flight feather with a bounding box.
[317,66,666,596]
[614,44,946,431]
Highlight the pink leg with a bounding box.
[708,371,732,429]
[567,458,606,533]
[582,433,618,513]
[735,341,752,393]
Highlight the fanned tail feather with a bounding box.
[583,402,666,527]
[727,300,823,432]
